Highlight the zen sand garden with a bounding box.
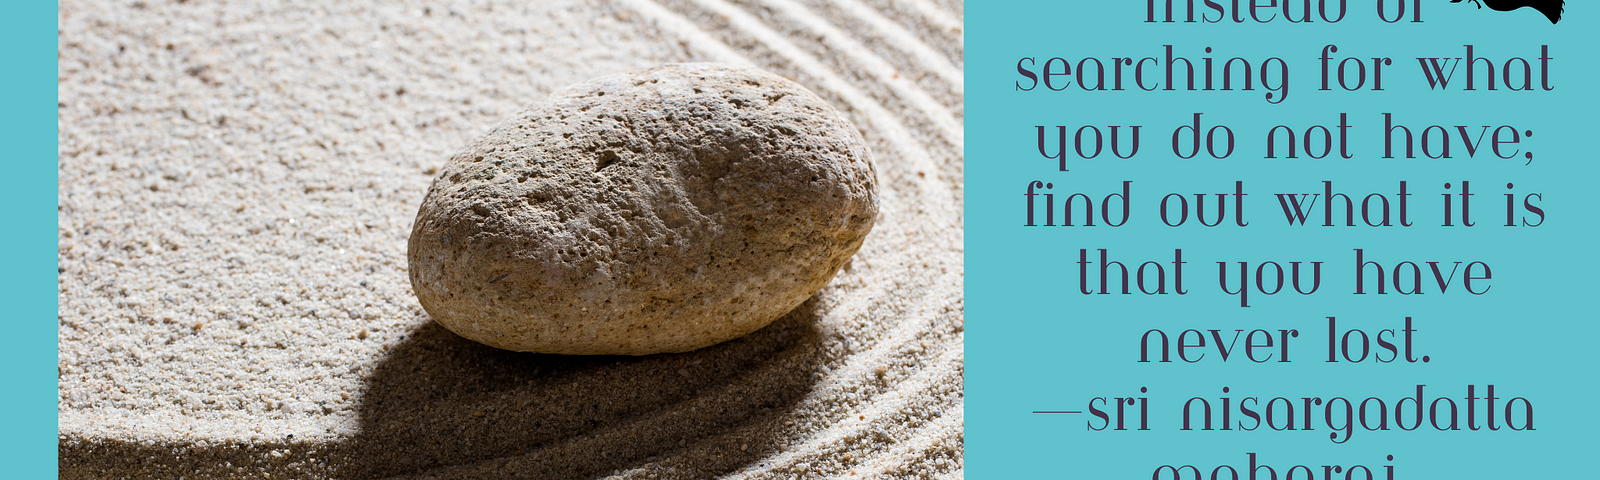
[57,0,964,477]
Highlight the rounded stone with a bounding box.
[407,63,879,355]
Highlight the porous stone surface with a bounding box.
[408,63,879,355]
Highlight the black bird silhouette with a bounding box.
[1451,0,1564,24]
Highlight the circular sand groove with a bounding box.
[57,0,963,478]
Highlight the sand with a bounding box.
[56,0,963,478]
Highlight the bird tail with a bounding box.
[1534,0,1563,24]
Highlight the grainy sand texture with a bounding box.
[57,0,963,478]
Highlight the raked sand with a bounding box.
[57,0,963,478]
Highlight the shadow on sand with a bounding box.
[336,295,827,478]
[60,297,827,479]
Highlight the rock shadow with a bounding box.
[336,296,828,478]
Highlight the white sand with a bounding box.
[57,0,963,478]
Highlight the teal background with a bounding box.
[969,1,1596,478]
[3,1,59,476]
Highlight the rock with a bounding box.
[407,63,878,355]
